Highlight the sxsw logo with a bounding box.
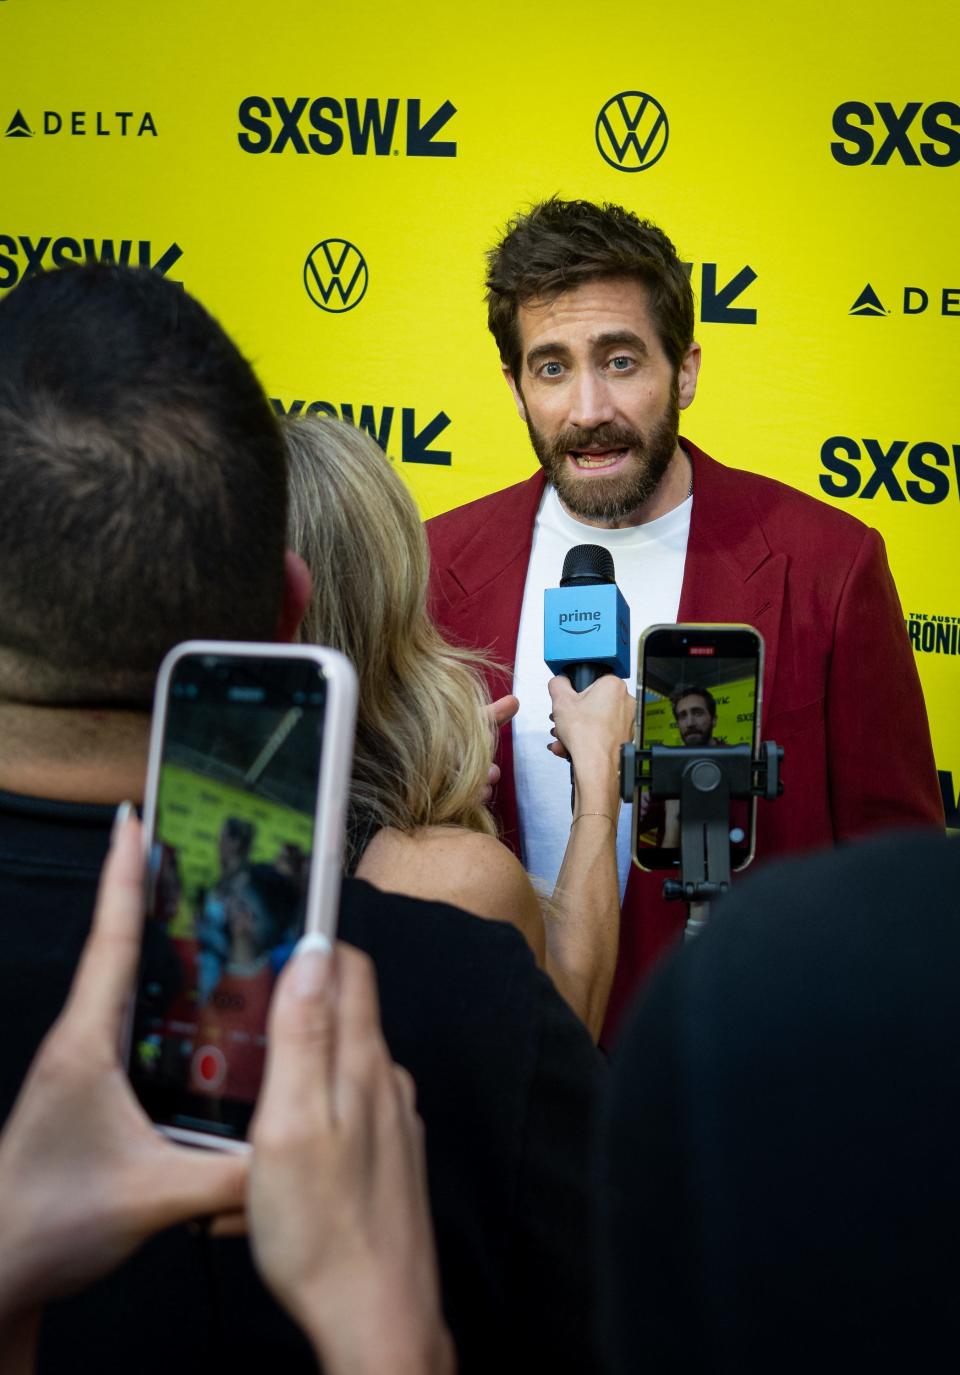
[304,240,368,313]
[238,97,456,157]
[819,436,960,504]
[271,397,451,465]
[4,107,158,138]
[0,234,183,289]
[849,282,960,317]
[595,91,669,171]
[831,101,960,165]
[684,261,758,325]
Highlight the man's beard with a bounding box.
[524,386,680,523]
[680,726,712,746]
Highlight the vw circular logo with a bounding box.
[303,238,369,313]
[595,91,669,172]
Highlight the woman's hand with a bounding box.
[249,938,455,1375]
[0,809,247,1357]
[546,674,635,774]
[480,695,520,804]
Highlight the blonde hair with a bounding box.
[284,416,496,858]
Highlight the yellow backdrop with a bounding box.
[3,0,956,821]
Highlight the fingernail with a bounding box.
[292,931,332,997]
[112,800,135,842]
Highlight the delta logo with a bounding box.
[849,283,960,318]
[238,96,456,157]
[4,107,158,138]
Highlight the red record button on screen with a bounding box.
[191,1044,226,1091]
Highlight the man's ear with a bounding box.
[275,550,312,643]
[503,365,527,421]
[677,341,701,412]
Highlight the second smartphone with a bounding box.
[631,623,764,873]
[128,642,357,1151]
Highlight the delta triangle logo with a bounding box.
[5,110,33,138]
[849,283,888,317]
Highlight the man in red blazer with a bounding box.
[426,199,943,1039]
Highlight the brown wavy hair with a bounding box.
[485,196,695,381]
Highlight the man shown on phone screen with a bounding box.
[426,198,944,1039]
[672,687,720,748]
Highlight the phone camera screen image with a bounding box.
[131,654,328,1142]
[635,627,761,872]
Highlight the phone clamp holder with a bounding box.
[620,741,783,937]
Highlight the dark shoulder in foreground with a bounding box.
[684,826,959,976]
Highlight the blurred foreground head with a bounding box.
[600,829,960,1373]
[0,264,288,706]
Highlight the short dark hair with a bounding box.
[485,197,694,381]
[0,264,288,704]
[670,686,717,719]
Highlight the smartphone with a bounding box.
[128,641,358,1152]
[631,624,764,873]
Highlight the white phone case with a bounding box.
[134,640,358,1153]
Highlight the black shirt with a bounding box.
[0,789,605,1374]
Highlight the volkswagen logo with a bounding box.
[595,91,669,172]
[303,238,369,312]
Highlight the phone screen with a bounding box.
[130,652,329,1143]
[633,625,762,873]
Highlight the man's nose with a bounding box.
[567,370,616,432]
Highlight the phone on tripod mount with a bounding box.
[631,624,764,875]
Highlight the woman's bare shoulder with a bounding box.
[356,826,545,960]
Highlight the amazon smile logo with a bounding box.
[559,611,601,633]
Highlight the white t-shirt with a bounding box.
[512,485,692,898]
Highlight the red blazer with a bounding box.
[427,441,944,1038]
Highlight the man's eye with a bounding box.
[609,355,633,371]
[541,361,563,377]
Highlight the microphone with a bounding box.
[544,545,630,692]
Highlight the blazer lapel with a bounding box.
[433,471,546,853]
[440,471,546,685]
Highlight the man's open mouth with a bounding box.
[569,448,629,470]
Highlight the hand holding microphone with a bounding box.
[547,674,635,766]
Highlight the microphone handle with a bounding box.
[564,663,612,809]
[567,662,611,693]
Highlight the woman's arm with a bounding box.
[544,674,635,1040]
[358,673,632,1041]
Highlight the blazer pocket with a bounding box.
[763,698,824,742]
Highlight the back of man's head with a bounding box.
[0,264,287,706]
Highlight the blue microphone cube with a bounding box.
[544,584,630,678]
